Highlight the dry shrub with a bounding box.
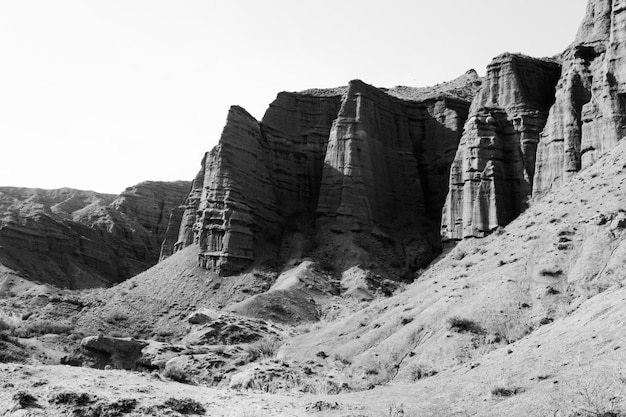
[568,376,626,416]
[48,391,92,406]
[163,366,193,384]
[408,363,438,382]
[481,306,531,344]
[243,336,281,362]
[491,385,522,398]
[13,321,73,338]
[163,397,206,414]
[447,316,484,334]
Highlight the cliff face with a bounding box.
[317,81,470,269]
[0,181,190,289]
[169,75,479,277]
[194,93,344,276]
[533,0,626,196]
[442,54,561,239]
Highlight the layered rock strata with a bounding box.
[0,182,189,288]
[533,0,626,196]
[193,91,343,276]
[171,76,478,276]
[442,54,560,239]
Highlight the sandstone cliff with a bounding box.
[533,0,626,196]
[441,54,560,239]
[0,181,190,289]
[169,75,480,277]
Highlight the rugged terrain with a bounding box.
[0,181,190,289]
[163,72,482,280]
[2,0,626,416]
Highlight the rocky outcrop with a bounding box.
[442,54,560,239]
[533,0,626,196]
[0,182,189,288]
[317,80,470,266]
[171,75,479,276]
[192,91,343,276]
[160,159,207,261]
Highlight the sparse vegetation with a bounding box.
[481,307,531,344]
[540,267,564,277]
[568,376,626,417]
[48,391,92,406]
[163,397,206,414]
[12,320,74,338]
[385,403,406,417]
[243,336,281,362]
[163,366,193,384]
[447,316,484,334]
[333,353,352,366]
[407,363,437,382]
[105,310,129,324]
[87,398,137,416]
[490,385,521,398]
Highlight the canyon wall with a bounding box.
[441,54,561,239]
[0,181,189,289]
[533,0,626,196]
[169,76,480,276]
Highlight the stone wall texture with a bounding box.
[533,0,626,196]
[441,54,561,239]
[168,75,480,276]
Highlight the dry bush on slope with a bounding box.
[243,336,281,362]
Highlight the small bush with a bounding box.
[333,353,352,366]
[48,391,91,406]
[491,385,521,397]
[539,268,563,277]
[243,336,281,362]
[365,367,379,376]
[408,363,437,382]
[163,397,206,414]
[569,377,626,417]
[482,307,531,344]
[299,379,342,395]
[447,316,484,334]
[87,398,137,416]
[163,367,192,384]
[13,321,74,338]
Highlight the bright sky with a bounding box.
[0,0,588,194]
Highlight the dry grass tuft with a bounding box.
[243,336,281,362]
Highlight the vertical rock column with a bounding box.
[442,54,560,239]
[196,106,279,275]
[534,0,626,196]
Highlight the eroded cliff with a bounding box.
[442,54,560,239]
[533,0,626,196]
[169,75,479,277]
[0,181,190,289]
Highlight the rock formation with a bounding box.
[168,75,480,276]
[0,181,190,288]
[441,54,561,239]
[533,0,626,196]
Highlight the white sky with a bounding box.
[0,0,588,194]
